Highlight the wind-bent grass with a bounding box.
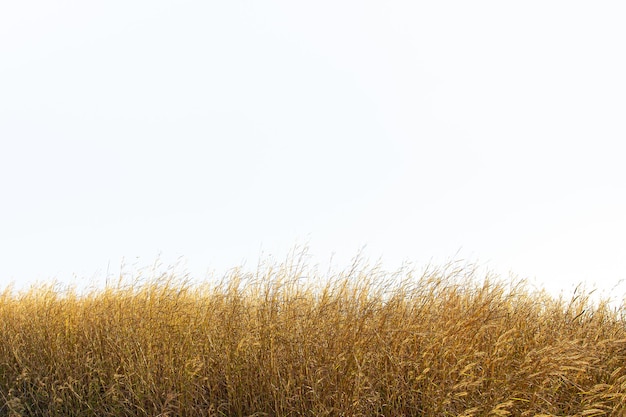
[1,256,626,416]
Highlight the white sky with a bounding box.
[1,1,625,300]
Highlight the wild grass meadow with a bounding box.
[1,253,626,416]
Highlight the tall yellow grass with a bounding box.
[1,256,625,416]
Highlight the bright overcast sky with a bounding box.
[1,1,625,299]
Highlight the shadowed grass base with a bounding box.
[1,257,625,416]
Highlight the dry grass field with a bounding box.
[1,255,625,416]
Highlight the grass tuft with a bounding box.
[1,256,626,416]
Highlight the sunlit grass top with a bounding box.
[1,255,625,416]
